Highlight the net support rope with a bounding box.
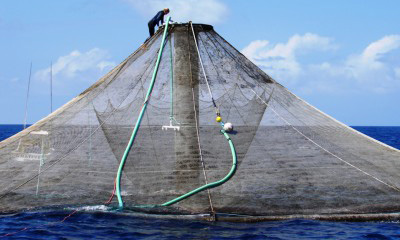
[197,28,249,125]
[168,34,180,125]
[189,23,219,116]
[186,23,214,214]
[162,32,180,131]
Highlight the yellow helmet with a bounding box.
[216,116,222,122]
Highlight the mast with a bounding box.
[23,62,32,130]
[50,61,53,114]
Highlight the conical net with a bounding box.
[1,24,400,220]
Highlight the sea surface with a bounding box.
[0,125,400,239]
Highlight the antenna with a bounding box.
[23,62,32,130]
[50,61,53,113]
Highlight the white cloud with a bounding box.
[122,0,228,24]
[33,48,115,96]
[35,48,115,83]
[344,35,400,82]
[241,40,269,61]
[242,33,337,84]
[362,35,400,62]
[323,35,400,93]
[242,34,400,94]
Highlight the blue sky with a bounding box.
[1,0,399,125]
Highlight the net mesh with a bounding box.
[1,24,400,219]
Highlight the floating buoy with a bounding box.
[223,122,233,132]
[216,116,222,122]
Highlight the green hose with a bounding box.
[161,129,237,206]
[116,17,171,209]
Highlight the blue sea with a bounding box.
[1,125,400,239]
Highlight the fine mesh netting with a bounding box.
[1,23,400,220]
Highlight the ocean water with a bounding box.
[1,125,400,239]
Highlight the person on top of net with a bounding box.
[148,8,170,37]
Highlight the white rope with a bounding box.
[187,23,215,213]
[191,82,215,212]
[250,88,400,193]
[189,22,216,106]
